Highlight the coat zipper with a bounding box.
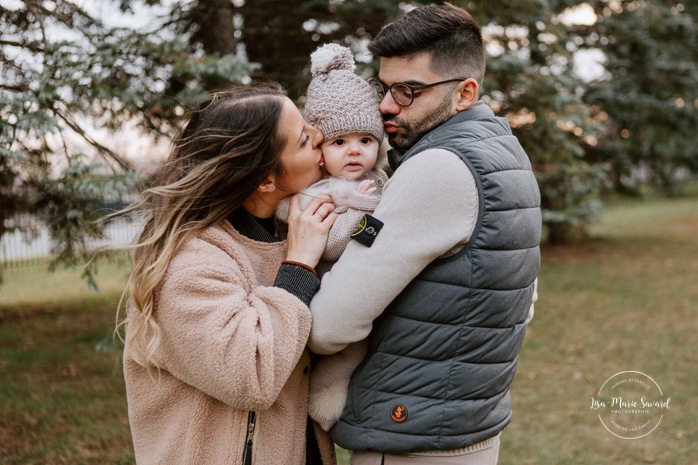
[242,411,256,465]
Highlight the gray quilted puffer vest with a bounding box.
[330,101,541,453]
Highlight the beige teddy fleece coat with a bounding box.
[123,221,336,465]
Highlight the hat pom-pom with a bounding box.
[310,43,355,77]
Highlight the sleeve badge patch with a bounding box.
[351,214,383,247]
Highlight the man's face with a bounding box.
[377,53,457,151]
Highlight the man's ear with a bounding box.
[455,78,479,112]
[257,176,276,192]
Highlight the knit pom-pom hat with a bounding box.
[305,43,384,142]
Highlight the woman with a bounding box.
[119,83,338,464]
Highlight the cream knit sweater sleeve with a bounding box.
[308,149,478,355]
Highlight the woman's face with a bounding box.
[274,98,325,195]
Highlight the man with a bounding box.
[308,3,541,464]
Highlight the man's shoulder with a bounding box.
[398,147,466,171]
[387,148,475,195]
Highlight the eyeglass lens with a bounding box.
[391,85,412,106]
[370,80,385,101]
[370,80,412,106]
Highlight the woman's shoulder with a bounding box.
[169,221,285,274]
[165,223,229,265]
[195,221,241,250]
[184,221,239,252]
[166,222,251,275]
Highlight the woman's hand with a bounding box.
[285,195,337,268]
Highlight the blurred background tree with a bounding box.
[576,0,698,196]
[2,0,697,282]
[0,0,258,283]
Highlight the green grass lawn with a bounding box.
[1,194,696,464]
[0,259,132,465]
[502,194,698,465]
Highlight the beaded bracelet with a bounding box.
[281,260,318,276]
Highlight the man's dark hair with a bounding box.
[368,3,485,86]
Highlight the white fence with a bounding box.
[0,218,142,268]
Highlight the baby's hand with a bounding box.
[356,179,376,196]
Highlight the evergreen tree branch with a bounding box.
[53,108,134,173]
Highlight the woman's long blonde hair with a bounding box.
[117,83,288,369]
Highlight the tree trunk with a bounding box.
[191,0,237,55]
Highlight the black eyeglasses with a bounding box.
[368,77,466,107]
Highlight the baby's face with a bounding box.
[321,133,379,180]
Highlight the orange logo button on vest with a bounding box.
[390,404,408,423]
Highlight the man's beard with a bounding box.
[385,94,455,151]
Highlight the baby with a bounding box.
[276,43,387,431]
[276,42,388,272]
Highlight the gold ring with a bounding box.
[314,211,324,219]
